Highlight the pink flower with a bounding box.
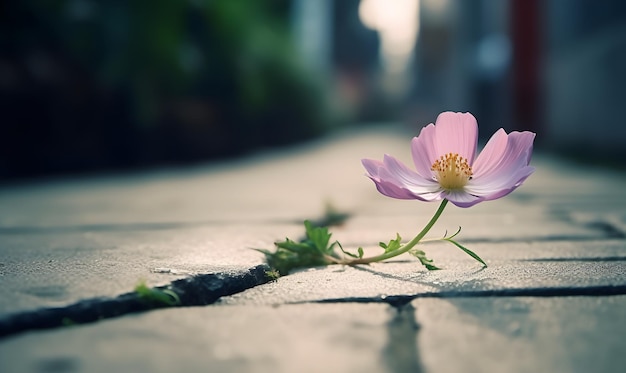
[362,112,535,208]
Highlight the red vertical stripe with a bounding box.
[511,0,542,134]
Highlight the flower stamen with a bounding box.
[431,152,473,190]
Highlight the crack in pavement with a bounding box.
[520,257,626,262]
[0,212,349,340]
[383,302,424,373]
[0,264,273,340]
[306,284,626,306]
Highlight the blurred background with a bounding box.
[1,0,625,181]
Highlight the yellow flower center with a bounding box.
[431,153,473,190]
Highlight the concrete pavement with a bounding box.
[0,127,625,372]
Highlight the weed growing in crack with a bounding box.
[134,280,181,306]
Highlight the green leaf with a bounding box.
[409,249,441,271]
[255,220,338,275]
[337,242,359,258]
[445,239,487,267]
[336,242,365,259]
[304,220,332,254]
[135,281,181,306]
[379,233,402,253]
[260,246,328,276]
[275,238,314,253]
[446,226,462,240]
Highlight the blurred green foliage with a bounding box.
[0,0,332,178]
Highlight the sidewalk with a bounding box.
[0,127,625,372]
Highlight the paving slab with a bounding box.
[415,296,626,373]
[0,303,395,373]
[0,223,301,318]
[1,296,623,373]
[221,240,626,305]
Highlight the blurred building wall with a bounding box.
[347,0,626,163]
[411,0,514,136]
[3,0,625,181]
[413,0,626,159]
[0,0,334,181]
[543,0,626,161]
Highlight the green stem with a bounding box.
[342,199,449,265]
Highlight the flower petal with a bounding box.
[443,190,484,208]
[471,128,508,179]
[465,163,535,199]
[411,123,438,178]
[463,130,535,203]
[362,158,384,178]
[367,176,418,199]
[498,131,535,166]
[382,154,440,191]
[480,166,535,201]
[380,156,442,201]
[473,131,535,184]
[465,140,535,201]
[434,112,479,163]
[361,157,442,201]
[378,166,443,202]
[362,159,415,199]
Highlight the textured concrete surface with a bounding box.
[0,304,393,373]
[1,297,623,373]
[415,296,626,373]
[1,127,625,372]
[0,223,295,317]
[0,130,402,320]
[220,240,626,305]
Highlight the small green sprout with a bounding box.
[255,220,341,275]
[265,269,281,281]
[135,280,181,306]
[257,201,487,275]
[61,317,75,327]
[440,227,487,267]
